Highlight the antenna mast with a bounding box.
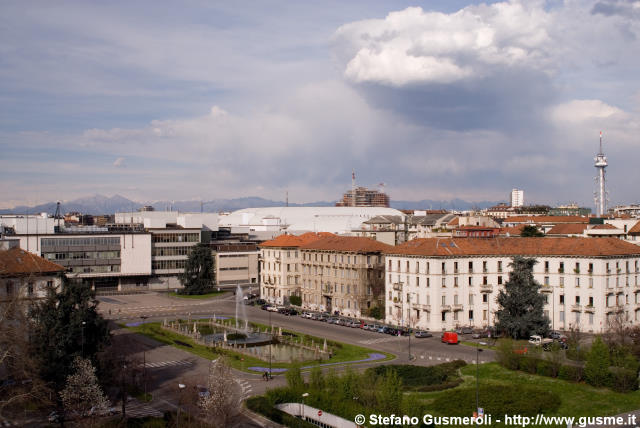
[351,169,356,207]
[594,131,608,216]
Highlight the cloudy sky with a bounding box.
[1,0,639,209]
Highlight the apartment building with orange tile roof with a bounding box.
[0,244,65,300]
[299,236,393,317]
[383,237,640,334]
[258,232,332,304]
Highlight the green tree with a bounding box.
[368,306,383,320]
[521,225,544,237]
[309,366,324,391]
[496,257,550,339]
[584,336,611,387]
[29,276,110,398]
[180,242,214,295]
[376,368,402,415]
[285,362,304,392]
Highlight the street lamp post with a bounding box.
[408,294,412,361]
[268,308,272,379]
[475,348,484,417]
[81,321,86,357]
[141,316,148,397]
[177,383,186,427]
[301,392,309,421]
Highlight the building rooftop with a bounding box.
[259,232,333,248]
[546,224,589,235]
[300,235,394,253]
[504,216,589,224]
[0,247,65,277]
[385,237,640,257]
[628,221,640,235]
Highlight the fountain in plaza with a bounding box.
[235,284,249,333]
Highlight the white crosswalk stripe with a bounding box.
[357,337,399,345]
[145,360,193,369]
[237,379,253,400]
[125,402,164,419]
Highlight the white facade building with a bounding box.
[511,189,524,207]
[221,207,406,238]
[384,237,640,334]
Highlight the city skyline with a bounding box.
[1,1,639,209]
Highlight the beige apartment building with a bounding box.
[384,237,640,333]
[211,241,259,287]
[299,236,393,317]
[259,233,331,304]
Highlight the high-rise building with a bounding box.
[511,189,524,207]
[336,187,390,207]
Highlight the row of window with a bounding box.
[43,251,120,260]
[220,266,248,271]
[42,237,120,247]
[68,265,120,273]
[152,233,199,243]
[301,252,381,264]
[152,247,192,256]
[152,260,187,270]
[387,258,640,275]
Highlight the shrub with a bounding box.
[496,339,521,370]
[536,360,555,377]
[432,384,560,417]
[609,367,639,393]
[366,361,466,391]
[519,356,540,374]
[585,337,611,388]
[558,365,583,382]
[289,295,302,306]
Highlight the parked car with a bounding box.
[472,329,490,339]
[441,331,459,344]
[528,335,553,347]
[456,326,474,335]
[414,330,433,338]
[549,331,567,341]
[260,304,272,311]
[266,305,279,312]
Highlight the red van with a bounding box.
[441,331,459,344]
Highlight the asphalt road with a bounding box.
[97,291,495,426]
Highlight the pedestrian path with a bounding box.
[145,360,193,369]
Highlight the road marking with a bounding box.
[125,401,163,418]
[145,360,193,369]
[357,337,399,345]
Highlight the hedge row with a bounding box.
[432,384,561,417]
[500,354,638,392]
[366,360,466,391]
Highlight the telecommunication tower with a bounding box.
[594,131,608,216]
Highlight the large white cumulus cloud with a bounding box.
[335,1,554,86]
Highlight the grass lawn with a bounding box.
[168,290,225,299]
[413,363,640,419]
[126,322,393,373]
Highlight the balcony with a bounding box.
[558,268,564,274]
[588,270,593,275]
[584,306,595,313]
[441,305,452,312]
[573,268,580,274]
[417,304,431,312]
[480,284,493,293]
[540,285,552,293]
[452,304,463,312]
[393,283,403,291]
[571,304,582,312]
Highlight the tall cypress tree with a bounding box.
[180,243,214,295]
[496,256,550,339]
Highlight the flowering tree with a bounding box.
[60,357,109,419]
[198,357,239,427]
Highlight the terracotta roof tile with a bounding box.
[385,237,640,257]
[0,248,65,277]
[505,216,589,224]
[448,217,460,226]
[628,221,640,235]
[592,224,618,230]
[300,236,394,253]
[499,225,526,236]
[259,232,333,248]
[547,224,588,235]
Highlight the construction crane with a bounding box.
[54,201,62,231]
